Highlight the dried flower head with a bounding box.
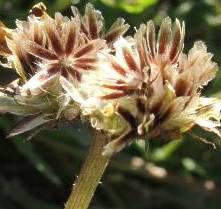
[0,2,129,137]
[81,17,221,156]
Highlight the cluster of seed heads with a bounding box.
[0,2,220,156]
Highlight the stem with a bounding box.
[64,131,111,209]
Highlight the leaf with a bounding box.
[7,114,54,138]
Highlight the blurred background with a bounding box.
[0,0,221,209]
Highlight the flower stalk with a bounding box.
[65,131,111,209]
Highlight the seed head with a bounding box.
[81,17,221,156]
[0,2,128,137]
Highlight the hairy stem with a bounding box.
[64,131,111,209]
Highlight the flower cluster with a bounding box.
[79,17,221,155]
[0,3,220,155]
[0,2,128,137]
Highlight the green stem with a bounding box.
[64,131,111,209]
